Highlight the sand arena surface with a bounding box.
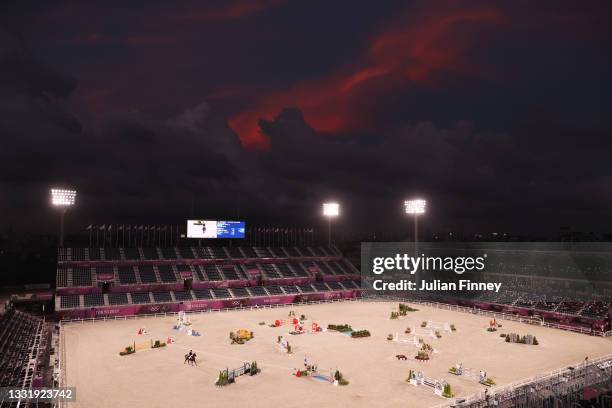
[63,301,611,408]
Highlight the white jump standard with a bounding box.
[426,320,451,332]
[449,363,490,386]
[412,327,437,339]
[408,371,448,397]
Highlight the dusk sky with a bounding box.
[1,0,611,237]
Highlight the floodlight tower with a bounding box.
[322,202,340,247]
[404,199,426,256]
[51,188,76,247]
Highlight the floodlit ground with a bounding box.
[63,301,611,408]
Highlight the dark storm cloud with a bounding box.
[1,0,612,237]
[255,107,612,234]
[0,26,256,232]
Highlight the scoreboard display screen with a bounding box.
[186,220,245,239]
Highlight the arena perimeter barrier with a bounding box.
[429,353,612,408]
[56,326,67,408]
[58,295,611,338]
[58,297,362,325]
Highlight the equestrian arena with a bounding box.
[61,300,611,408]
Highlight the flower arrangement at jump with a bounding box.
[216,371,230,386]
[152,340,166,348]
[391,303,418,319]
[250,361,261,375]
[327,324,353,332]
[230,329,254,344]
[350,330,371,338]
[502,333,539,345]
[399,303,418,313]
[415,343,433,361]
[482,377,496,386]
[119,345,135,356]
[328,324,370,338]
[487,318,502,332]
[334,370,349,385]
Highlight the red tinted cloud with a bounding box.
[229,5,506,149]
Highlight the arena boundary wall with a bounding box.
[430,353,612,408]
[58,294,611,338]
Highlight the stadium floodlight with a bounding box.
[51,188,76,247]
[322,202,340,246]
[404,198,426,255]
[323,202,340,217]
[404,199,426,215]
[51,189,76,207]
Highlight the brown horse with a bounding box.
[396,354,408,360]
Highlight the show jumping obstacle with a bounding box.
[178,311,191,326]
[408,371,448,397]
[134,340,152,351]
[449,363,489,385]
[394,333,421,347]
[274,318,299,327]
[412,327,437,339]
[291,322,324,335]
[393,333,439,355]
[173,311,200,335]
[294,364,338,386]
[219,362,252,384]
[277,336,291,353]
[426,320,451,332]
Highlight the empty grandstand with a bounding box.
[0,306,53,407]
[54,245,360,318]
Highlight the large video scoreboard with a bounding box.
[186,220,246,239]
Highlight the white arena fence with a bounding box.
[58,297,361,326]
[430,353,612,408]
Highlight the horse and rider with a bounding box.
[184,350,198,366]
